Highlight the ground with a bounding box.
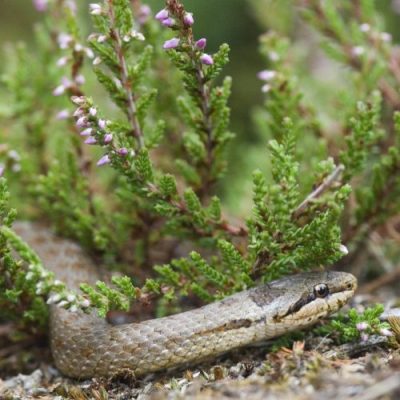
[1,295,400,399]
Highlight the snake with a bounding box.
[14,221,357,379]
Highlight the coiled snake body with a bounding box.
[15,222,357,379]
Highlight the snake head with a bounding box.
[260,271,357,336]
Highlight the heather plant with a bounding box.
[0,0,399,341]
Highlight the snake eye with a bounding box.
[314,283,329,298]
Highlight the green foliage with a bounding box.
[0,179,88,328]
[247,120,350,280]
[190,251,228,288]
[340,92,383,182]
[35,152,118,254]
[317,304,392,344]
[80,278,137,318]
[164,4,234,193]
[0,0,399,343]
[352,110,400,228]
[252,31,324,193]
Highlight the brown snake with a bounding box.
[14,222,357,379]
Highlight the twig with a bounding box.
[323,335,388,359]
[293,164,344,219]
[107,0,144,149]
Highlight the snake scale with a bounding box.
[14,222,357,379]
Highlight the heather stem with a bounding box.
[107,0,144,149]
[195,61,215,198]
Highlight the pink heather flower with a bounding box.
[56,110,70,120]
[183,12,194,26]
[97,35,107,43]
[76,116,88,128]
[75,74,85,86]
[352,46,365,56]
[65,0,77,13]
[8,150,20,161]
[56,56,69,67]
[163,38,180,50]
[97,154,110,166]
[200,53,214,65]
[85,48,94,59]
[356,322,369,331]
[80,298,91,308]
[104,134,113,144]
[74,43,83,52]
[12,164,21,173]
[53,76,72,96]
[161,18,174,27]
[155,8,168,21]
[381,32,392,42]
[138,5,151,24]
[118,147,129,156]
[113,78,122,89]
[130,31,145,41]
[98,119,107,129]
[93,57,102,65]
[261,84,271,93]
[84,137,97,145]
[57,33,73,49]
[62,76,72,86]
[0,164,5,177]
[380,328,393,337]
[89,3,102,15]
[33,0,48,12]
[269,51,279,62]
[80,128,93,136]
[73,107,84,117]
[71,96,86,105]
[360,23,370,32]
[53,85,65,96]
[195,38,207,50]
[257,70,276,81]
[89,107,97,117]
[360,333,369,342]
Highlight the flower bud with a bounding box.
[200,53,214,65]
[195,38,207,50]
[84,137,97,145]
[118,147,129,156]
[89,3,102,15]
[80,128,92,137]
[97,154,111,166]
[104,134,113,144]
[163,38,180,50]
[183,12,194,26]
[356,322,368,331]
[155,8,168,21]
[162,18,174,27]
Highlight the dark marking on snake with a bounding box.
[249,285,285,308]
